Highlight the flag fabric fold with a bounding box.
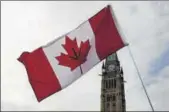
[18,5,127,102]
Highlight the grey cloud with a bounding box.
[1,1,169,111]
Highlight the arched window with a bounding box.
[107,103,110,109]
[107,95,110,102]
[111,79,114,88]
[103,80,105,88]
[106,80,108,88]
[114,79,116,88]
[109,80,111,88]
[111,79,113,88]
[113,95,116,101]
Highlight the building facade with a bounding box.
[100,53,126,111]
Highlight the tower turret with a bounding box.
[102,61,106,74]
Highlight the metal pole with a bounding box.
[127,46,155,111]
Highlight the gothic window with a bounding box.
[105,81,108,88]
[112,79,113,88]
[103,80,105,88]
[111,79,114,88]
[107,80,109,88]
[107,103,110,109]
[114,79,116,88]
[113,95,116,101]
[109,80,111,88]
[104,104,107,111]
[119,92,121,96]
[107,95,110,102]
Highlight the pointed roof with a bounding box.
[102,61,105,69]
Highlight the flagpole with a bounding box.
[80,65,83,74]
[127,45,155,111]
[108,4,154,111]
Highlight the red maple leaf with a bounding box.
[56,36,91,71]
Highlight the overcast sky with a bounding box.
[1,1,169,111]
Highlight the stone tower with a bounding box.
[100,53,126,111]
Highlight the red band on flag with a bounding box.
[18,48,61,102]
[89,6,125,60]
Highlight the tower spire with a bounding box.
[102,61,105,69]
[102,61,106,74]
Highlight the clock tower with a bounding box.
[100,53,126,111]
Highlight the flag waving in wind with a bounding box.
[18,5,127,102]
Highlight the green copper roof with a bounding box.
[106,53,118,61]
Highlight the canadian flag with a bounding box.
[18,5,127,102]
